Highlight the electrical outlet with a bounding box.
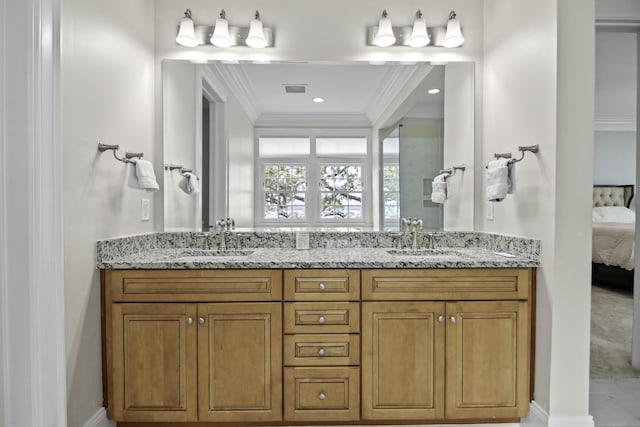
[141,199,150,221]
[486,201,494,221]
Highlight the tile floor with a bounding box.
[590,378,640,426]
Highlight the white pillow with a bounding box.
[592,206,636,223]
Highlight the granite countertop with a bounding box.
[97,232,540,270]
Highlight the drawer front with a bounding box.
[361,269,532,301]
[284,270,360,301]
[284,367,359,421]
[107,270,283,302]
[284,302,360,334]
[284,334,360,366]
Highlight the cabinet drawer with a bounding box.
[284,270,360,301]
[362,269,532,301]
[284,302,360,334]
[284,367,359,421]
[106,270,282,302]
[284,334,360,366]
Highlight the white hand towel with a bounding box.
[486,159,510,202]
[507,161,516,194]
[178,172,200,195]
[431,173,448,204]
[127,159,159,192]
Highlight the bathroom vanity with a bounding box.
[98,232,538,425]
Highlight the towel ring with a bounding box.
[98,142,143,164]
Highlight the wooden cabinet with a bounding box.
[102,267,534,425]
[361,269,532,421]
[103,270,282,423]
[283,269,360,422]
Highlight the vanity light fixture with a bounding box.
[373,10,396,47]
[367,9,463,48]
[210,10,232,47]
[408,10,430,47]
[175,9,274,48]
[245,11,268,48]
[176,9,198,47]
[443,11,464,48]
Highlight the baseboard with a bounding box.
[82,408,115,427]
[520,400,594,427]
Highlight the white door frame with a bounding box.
[0,0,67,426]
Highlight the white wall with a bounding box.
[594,131,636,184]
[163,61,198,230]
[444,63,475,230]
[483,0,594,421]
[62,0,157,426]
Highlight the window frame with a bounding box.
[255,128,372,228]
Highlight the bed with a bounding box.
[592,185,635,292]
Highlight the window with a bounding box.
[256,131,370,227]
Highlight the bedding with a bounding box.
[592,222,635,270]
[591,185,635,291]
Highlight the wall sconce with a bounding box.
[443,11,464,48]
[176,9,198,47]
[373,10,396,47]
[175,9,274,48]
[367,9,464,48]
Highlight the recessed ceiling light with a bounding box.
[312,97,325,103]
[427,88,441,95]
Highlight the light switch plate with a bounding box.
[141,199,150,221]
[486,201,494,221]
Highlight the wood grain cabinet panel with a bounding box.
[445,301,530,419]
[284,269,360,301]
[284,334,360,366]
[284,367,359,421]
[111,303,198,422]
[361,302,445,420]
[197,303,282,422]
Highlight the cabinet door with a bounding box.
[362,302,445,420]
[445,301,530,419]
[198,303,282,422]
[111,303,197,422]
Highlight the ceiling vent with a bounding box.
[283,84,308,94]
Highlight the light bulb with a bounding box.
[176,9,198,47]
[210,10,232,48]
[374,10,396,47]
[443,11,464,48]
[246,11,268,48]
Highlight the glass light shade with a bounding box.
[246,18,267,48]
[211,18,232,47]
[176,16,198,47]
[443,17,464,48]
[408,17,430,47]
[374,14,396,47]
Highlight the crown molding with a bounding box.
[213,63,261,123]
[365,65,424,125]
[255,113,371,128]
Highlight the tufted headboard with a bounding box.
[593,185,634,208]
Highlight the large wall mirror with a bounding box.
[162,60,474,232]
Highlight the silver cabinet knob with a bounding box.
[186,317,193,325]
[318,316,326,324]
[198,317,205,325]
[319,283,326,290]
[318,392,326,401]
[437,315,445,323]
[318,348,326,356]
[450,315,457,324]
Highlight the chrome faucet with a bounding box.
[409,218,423,249]
[215,217,235,250]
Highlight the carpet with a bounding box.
[590,284,640,379]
